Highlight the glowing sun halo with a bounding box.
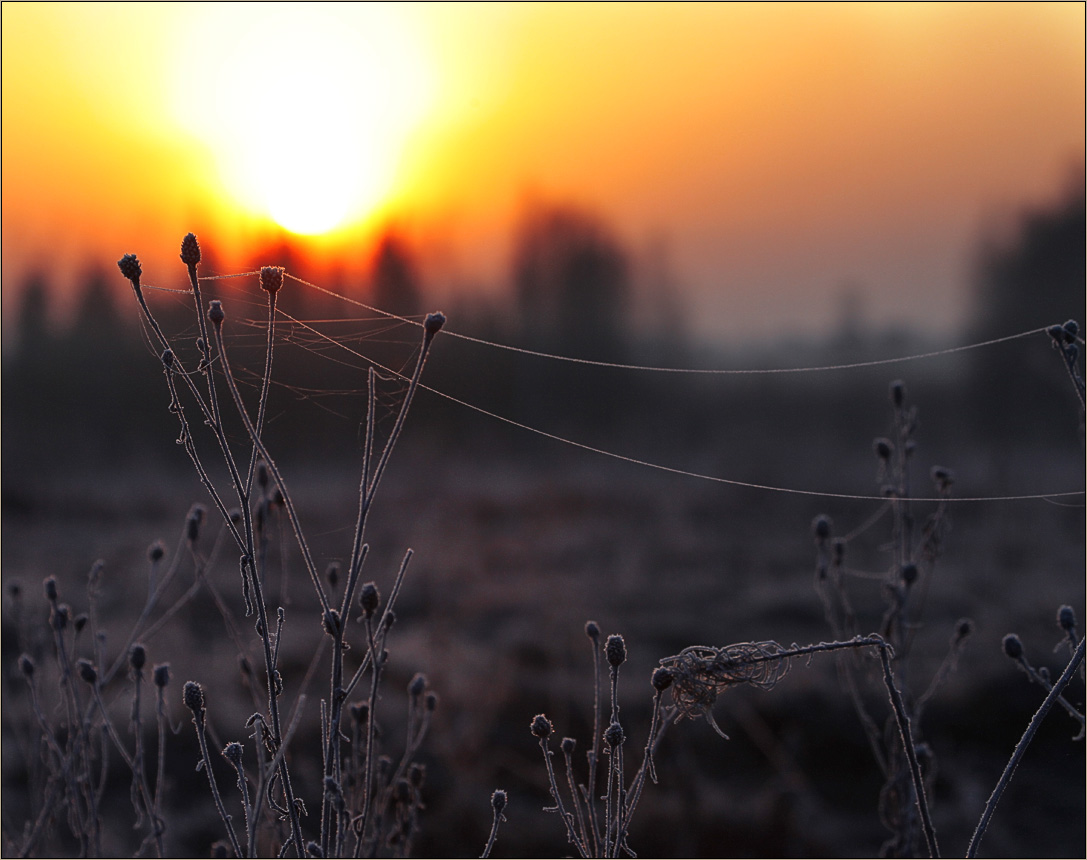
[176,8,433,235]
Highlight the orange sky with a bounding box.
[2,2,1083,341]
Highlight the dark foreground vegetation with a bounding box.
[2,187,1084,857]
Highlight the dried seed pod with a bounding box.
[117,253,142,287]
[604,721,625,748]
[651,666,674,691]
[183,680,205,714]
[491,789,507,815]
[260,266,284,294]
[180,233,201,267]
[530,713,552,739]
[359,582,380,618]
[1002,634,1023,660]
[585,620,600,641]
[153,664,171,688]
[77,659,98,684]
[605,634,627,668]
[130,644,146,671]
[1058,605,1077,632]
[207,300,225,327]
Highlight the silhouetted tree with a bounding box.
[513,203,630,362]
[968,177,1085,442]
[371,231,422,317]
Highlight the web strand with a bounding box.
[271,306,1084,505]
[282,273,1056,376]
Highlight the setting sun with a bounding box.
[172,6,434,235]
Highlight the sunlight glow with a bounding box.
[174,7,434,235]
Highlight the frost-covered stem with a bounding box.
[968,637,1085,858]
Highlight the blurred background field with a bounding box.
[2,4,1084,857]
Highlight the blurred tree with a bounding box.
[513,202,630,362]
[371,230,422,317]
[968,176,1085,442]
[12,273,53,362]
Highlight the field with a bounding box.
[2,245,1084,858]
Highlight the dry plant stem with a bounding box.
[343,551,414,700]
[191,711,244,859]
[209,321,330,615]
[205,316,307,856]
[244,290,278,496]
[324,333,435,851]
[562,745,590,857]
[621,691,667,831]
[480,808,504,859]
[607,740,624,857]
[1015,656,1086,728]
[356,615,382,857]
[585,642,603,858]
[968,637,1086,858]
[537,737,588,858]
[877,644,939,858]
[130,669,166,855]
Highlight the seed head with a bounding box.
[890,380,906,408]
[1002,633,1023,660]
[425,691,438,712]
[51,603,69,631]
[561,736,577,755]
[811,515,832,541]
[1058,605,1077,633]
[117,253,142,287]
[873,438,893,460]
[491,789,508,815]
[408,672,427,698]
[180,233,201,267]
[183,680,205,714]
[161,348,174,369]
[186,504,205,544]
[260,266,284,294]
[153,664,171,688]
[423,311,446,343]
[322,608,343,639]
[74,614,88,634]
[326,562,339,589]
[652,666,674,691]
[1063,319,1080,341]
[604,721,625,748]
[148,541,165,563]
[18,654,35,679]
[931,466,954,492]
[130,644,146,671]
[44,576,58,602]
[222,742,244,768]
[605,634,627,668]
[530,713,553,739]
[77,659,98,684]
[955,618,975,642]
[350,702,369,726]
[585,620,600,641]
[359,582,380,618]
[207,300,225,327]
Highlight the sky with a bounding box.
[2,2,1084,342]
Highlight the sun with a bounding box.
[173,7,433,235]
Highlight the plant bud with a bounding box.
[153,664,171,688]
[207,300,225,327]
[605,634,627,668]
[130,644,146,671]
[1058,605,1077,632]
[117,253,142,287]
[1002,634,1023,660]
[424,311,446,342]
[222,742,243,767]
[561,737,576,754]
[77,659,98,684]
[180,233,201,266]
[652,666,674,691]
[408,673,427,698]
[183,680,205,714]
[491,789,507,815]
[530,713,552,739]
[18,654,34,679]
[585,620,600,641]
[359,582,380,618]
[604,721,625,748]
[260,266,284,294]
[811,515,832,541]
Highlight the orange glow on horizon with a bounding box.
[2,2,1083,338]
